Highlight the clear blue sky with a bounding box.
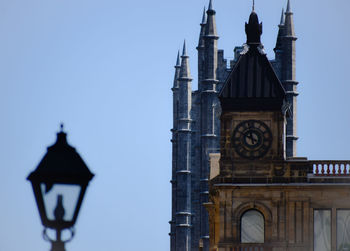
[1,0,350,250]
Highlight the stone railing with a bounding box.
[312,161,350,176]
[210,160,350,184]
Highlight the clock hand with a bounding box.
[246,132,257,145]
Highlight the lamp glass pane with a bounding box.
[40,183,81,222]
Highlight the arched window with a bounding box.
[241,209,265,243]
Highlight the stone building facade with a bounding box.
[204,3,350,251]
[169,1,324,250]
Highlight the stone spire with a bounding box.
[198,7,207,48]
[197,7,207,90]
[204,0,218,81]
[208,0,213,11]
[274,8,285,54]
[284,0,295,37]
[286,0,291,13]
[280,8,285,25]
[205,0,218,38]
[201,6,207,24]
[178,40,192,120]
[179,41,192,81]
[173,51,181,89]
[281,0,297,80]
[176,50,181,65]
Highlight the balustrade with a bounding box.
[312,161,350,176]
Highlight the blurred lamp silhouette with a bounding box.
[27,125,94,251]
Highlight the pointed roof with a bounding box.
[179,41,192,80]
[274,9,285,52]
[280,8,285,25]
[201,6,207,24]
[182,40,187,56]
[176,50,181,67]
[286,0,292,13]
[205,0,218,38]
[284,0,295,37]
[198,7,207,48]
[208,0,213,12]
[219,11,285,111]
[173,51,181,89]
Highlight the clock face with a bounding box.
[232,120,272,159]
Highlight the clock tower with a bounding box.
[219,10,288,180]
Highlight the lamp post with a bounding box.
[27,125,94,251]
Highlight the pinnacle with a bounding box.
[179,41,191,80]
[284,0,295,36]
[286,0,292,13]
[182,40,187,57]
[201,7,207,24]
[280,8,285,25]
[208,0,213,11]
[204,0,218,37]
[176,50,180,66]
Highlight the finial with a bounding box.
[253,0,255,11]
[245,11,262,44]
[56,122,68,145]
[182,40,187,56]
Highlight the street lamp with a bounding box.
[27,125,94,251]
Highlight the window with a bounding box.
[241,209,264,243]
[337,210,350,251]
[314,209,331,251]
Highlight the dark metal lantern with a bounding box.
[27,129,94,230]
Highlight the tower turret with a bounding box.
[170,51,181,251]
[274,8,285,79]
[200,1,220,250]
[172,50,181,150]
[175,41,192,251]
[197,7,207,90]
[281,0,298,157]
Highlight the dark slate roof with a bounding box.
[219,11,286,112]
